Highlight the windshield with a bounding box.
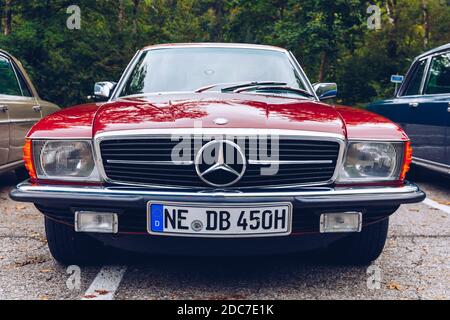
[119,47,308,96]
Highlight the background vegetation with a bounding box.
[0,0,449,107]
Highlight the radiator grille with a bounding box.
[99,136,341,188]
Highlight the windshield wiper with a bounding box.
[221,81,287,92]
[195,81,287,93]
[235,85,315,99]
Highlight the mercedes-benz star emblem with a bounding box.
[195,140,246,187]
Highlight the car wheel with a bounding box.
[327,218,389,266]
[44,216,104,265]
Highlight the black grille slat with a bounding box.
[246,166,336,172]
[104,164,195,171]
[106,174,200,185]
[100,136,340,188]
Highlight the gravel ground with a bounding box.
[0,170,448,300]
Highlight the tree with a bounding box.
[2,0,12,35]
[132,0,141,35]
[0,0,448,107]
[118,0,125,32]
[422,0,430,48]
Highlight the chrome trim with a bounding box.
[288,51,319,100]
[413,157,450,175]
[6,53,36,99]
[107,160,194,165]
[109,50,141,101]
[25,137,95,140]
[248,160,333,165]
[15,181,421,198]
[143,43,288,53]
[93,128,346,190]
[420,50,450,95]
[419,56,432,95]
[0,160,24,173]
[95,128,345,140]
[347,138,409,142]
[9,118,40,124]
[4,54,27,97]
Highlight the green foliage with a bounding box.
[0,0,449,107]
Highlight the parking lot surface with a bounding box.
[0,170,448,300]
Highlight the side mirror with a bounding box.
[94,81,117,100]
[390,75,404,95]
[390,75,404,84]
[313,83,337,100]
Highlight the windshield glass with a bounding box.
[119,47,307,96]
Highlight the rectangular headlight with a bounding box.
[33,140,100,181]
[338,141,405,182]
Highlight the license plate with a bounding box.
[147,202,292,238]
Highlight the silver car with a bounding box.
[0,49,59,176]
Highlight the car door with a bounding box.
[0,54,41,164]
[379,55,449,165]
[0,98,8,166]
[421,51,450,167]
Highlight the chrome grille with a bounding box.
[98,134,342,189]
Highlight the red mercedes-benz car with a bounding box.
[10,43,425,265]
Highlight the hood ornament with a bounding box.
[214,118,229,125]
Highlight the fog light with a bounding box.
[75,211,118,234]
[320,212,362,233]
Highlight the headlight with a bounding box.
[33,140,100,181]
[338,142,405,182]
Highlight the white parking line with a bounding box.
[82,266,127,300]
[423,198,450,215]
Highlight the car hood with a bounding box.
[93,93,346,137]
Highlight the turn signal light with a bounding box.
[75,211,118,234]
[23,139,37,180]
[400,141,413,181]
[320,212,362,233]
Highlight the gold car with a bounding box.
[0,49,59,176]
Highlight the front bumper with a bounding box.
[10,181,425,208]
[10,181,425,255]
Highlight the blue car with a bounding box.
[368,43,450,176]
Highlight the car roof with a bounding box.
[416,42,450,59]
[142,43,287,52]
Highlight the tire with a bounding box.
[14,166,29,183]
[327,218,389,266]
[44,216,104,265]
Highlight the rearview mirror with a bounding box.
[313,83,337,100]
[94,81,117,100]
